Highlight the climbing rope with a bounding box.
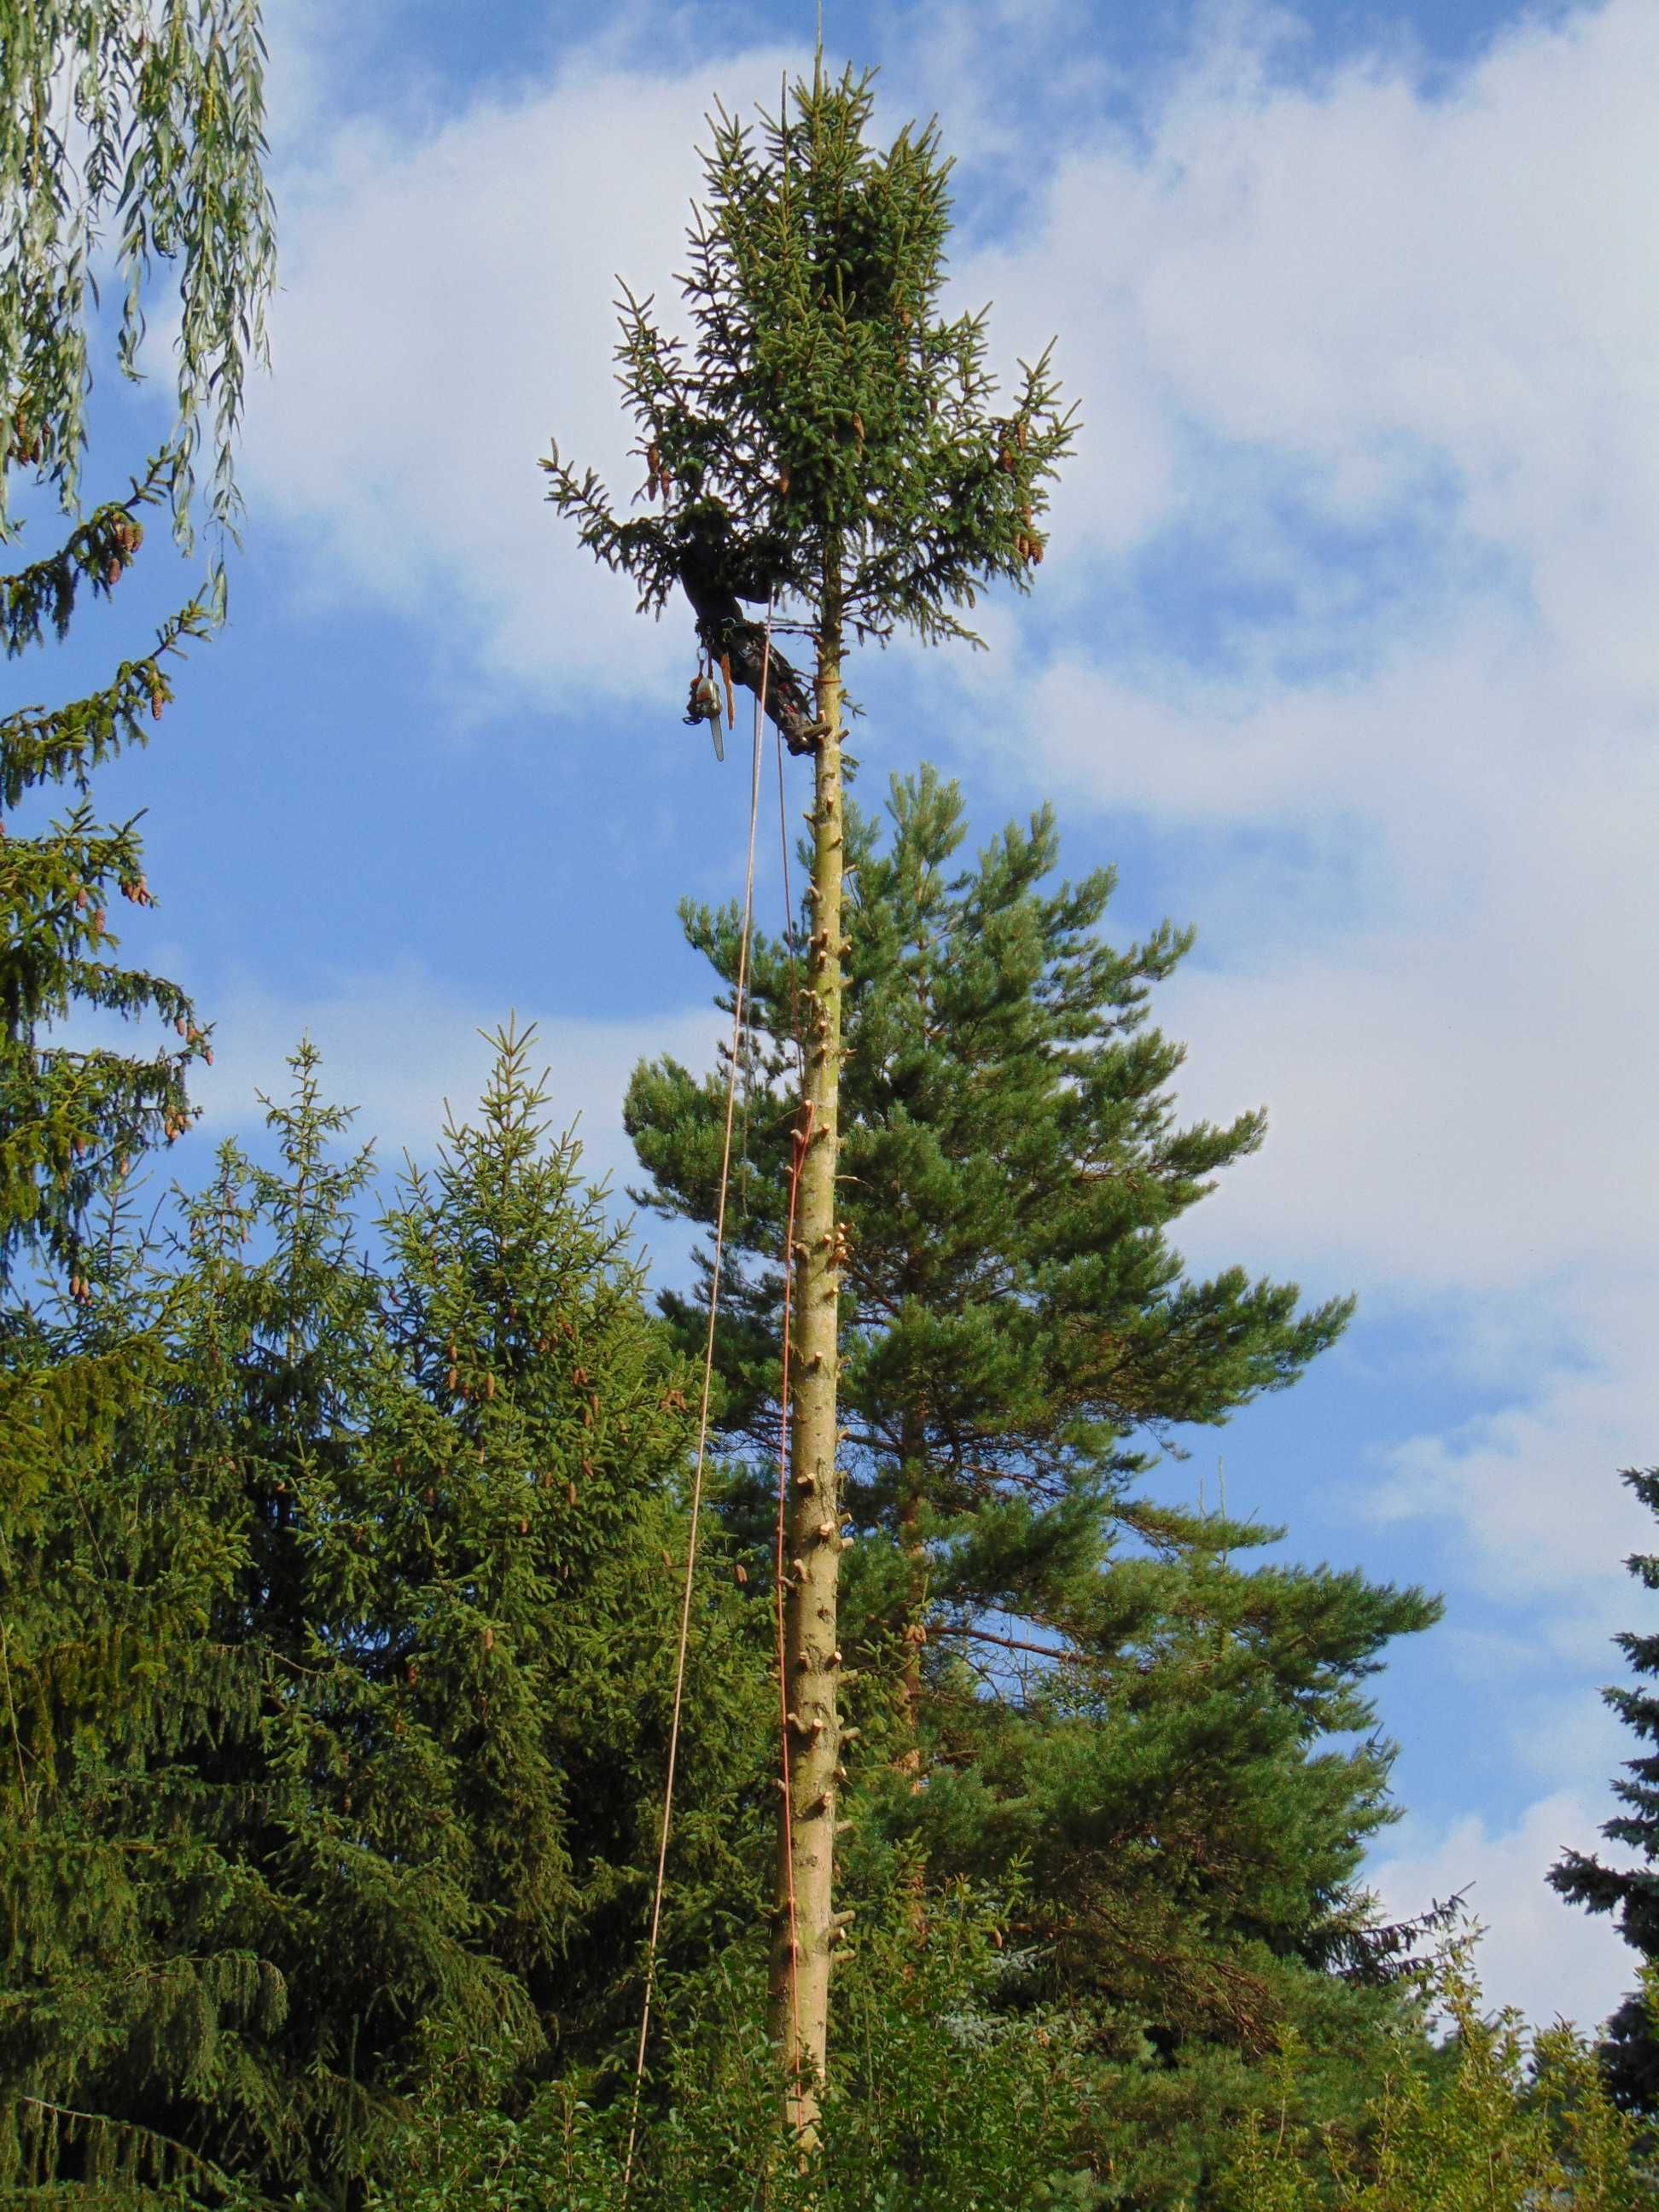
[622,604,779,2199]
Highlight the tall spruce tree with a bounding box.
[369,1027,771,2062]
[626,770,1440,2168]
[1,1036,771,2204]
[1550,1463,1659,2112]
[543,61,1073,2129]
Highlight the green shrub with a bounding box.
[368,1868,1092,2212]
[1217,1947,1654,2212]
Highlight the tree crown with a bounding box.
[543,64,1074,651]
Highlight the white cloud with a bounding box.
[961,0,1659,671]
[1371,1791,1640,2031]
[1370,1298,1656,1606]
[243,2,1659,712]
[1152,903,1659,1616]
[246,34,803,702]
[1152,882,1659,1300]
[904,3,1659,1668]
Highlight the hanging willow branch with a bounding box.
[0,0,278,547]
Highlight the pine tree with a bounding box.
[626,768,1381,1673]
[626,770,1439,2159]
[1550,1464,1659,2111]
[543,60,1074,2130]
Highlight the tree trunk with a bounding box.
[770,585,847,2140]
[894,1420,926,1786]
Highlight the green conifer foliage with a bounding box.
[148,1045,507,2195]
[0,1186,278,2204]
[540,67,1073,693]
[626,771,1438,2087]
[4,1052,452,2203]
[2,1036,771,2204]
[370,1026,771,2049]
[1550,1464,1659,2111]
[628,768,1369,1652]
[2,455,212,1289]
[633,768,1348,1520]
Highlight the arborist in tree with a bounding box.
[541,433,824,761]
[670,473,824,757]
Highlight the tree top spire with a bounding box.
[544,65,1076,667]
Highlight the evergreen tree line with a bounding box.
[3,11,1657,2205]
[3,783,1655,2205]
[0,1025,772,2201]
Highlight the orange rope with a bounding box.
[621,604,775,2200]
[774,1094,814,2098]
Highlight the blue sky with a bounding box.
[17,0,1657,2028]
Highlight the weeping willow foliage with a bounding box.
[1,0,277,544]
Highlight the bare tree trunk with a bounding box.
[894,1424,926,1786]
[769,585,847,2141]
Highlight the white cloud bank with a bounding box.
[962,0,1659,675]
[245,26,805,705]
[932,2,1659,1651]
